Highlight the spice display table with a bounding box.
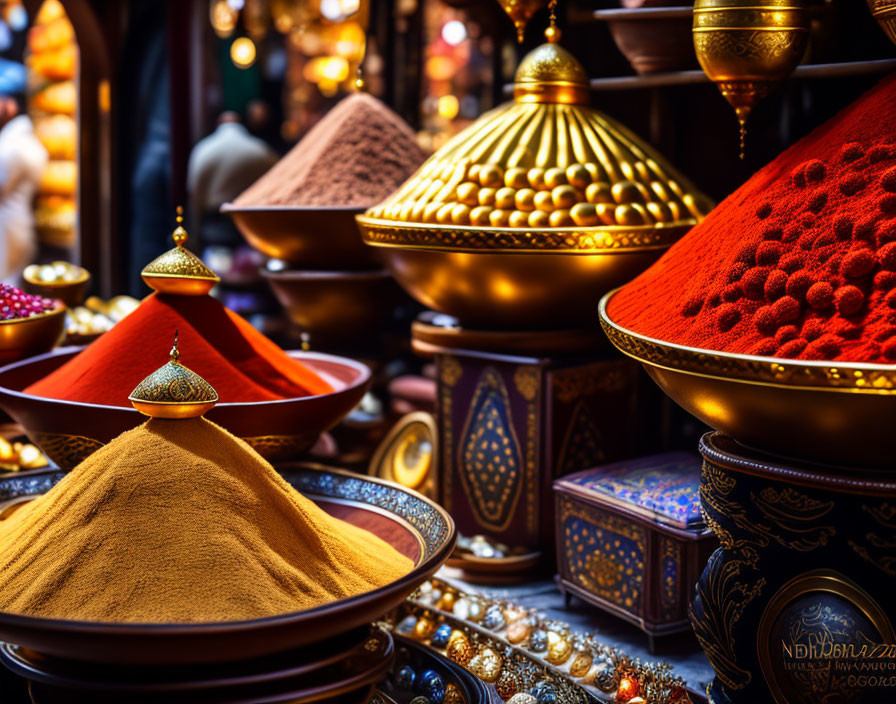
[693,433,896,704]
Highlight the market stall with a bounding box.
[0,0,893,702]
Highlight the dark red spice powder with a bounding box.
[608,75,896,363]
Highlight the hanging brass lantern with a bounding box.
[867,0,896,45]
[496,0,550,42]
[357,26,711,329]
[693,0,810,158]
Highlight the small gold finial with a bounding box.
[353,65,365,91]
[172,206,188,247]
[129,333,219,419]
[169,330,180,363]
[141,207,220,295]
[545,0,561,43]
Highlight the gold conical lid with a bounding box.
[129,333,219,419]
[141,208,220,295]
[358,29,711,251]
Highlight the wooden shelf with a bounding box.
[502,59,896,95]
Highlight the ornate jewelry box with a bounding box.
[553,452,716,651]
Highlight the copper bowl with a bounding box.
[0,348,371,469]
[262,269,404,345]
[0,463,455,665]
[595,6,698,74]
[221,204,377,269]
[358,217,690,329]
[0,307,66,367]
[600,290,896,468]
[22,269,90,308]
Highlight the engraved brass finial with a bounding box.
[172,206,188,247]
[544,0,561,43]
[140,207,220,295]
[129,332,219,418]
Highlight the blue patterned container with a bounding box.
[553,452,716,651]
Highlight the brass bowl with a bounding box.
[868,0,896,45]
[0,463,455,665]
[595,6,698,74]
[22,269,90,308]
[262,268,404,345]
[0,307,66,366]
[222,204,377,269]
[0,348,371,469]
[599,290,896,468]
[358,217,690,328]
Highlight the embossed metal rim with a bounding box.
[599,289,896,393]
[356,216,695,254]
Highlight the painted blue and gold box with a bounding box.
[553,452,716,650]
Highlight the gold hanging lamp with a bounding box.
[129,332,219,419]
[496,0,551,43]
[692,0,810,159]
[141,207,221,295]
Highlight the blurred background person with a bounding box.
[0,94,48,281]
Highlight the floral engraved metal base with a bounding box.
[694,433,896,704]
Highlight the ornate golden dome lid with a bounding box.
[358,33,711,253]
[141,208,220,295]
[129,333,219,419]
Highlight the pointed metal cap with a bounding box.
[128,332,219,418]
[141,207,220,295]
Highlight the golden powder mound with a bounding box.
[0,418,413,623]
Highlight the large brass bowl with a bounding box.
[599,290,896,468]
[221,204,377,269]
[0,307,66,366]
[262,268,404,345]
[358,218,689,328]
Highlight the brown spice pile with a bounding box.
[234,93,425,208]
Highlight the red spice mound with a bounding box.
[607,75,896,364]
[233,93,426,208]
[26,294,333,406]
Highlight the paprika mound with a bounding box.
[0,417,413,623]
[608,75,896,363]
[25,293,333,405]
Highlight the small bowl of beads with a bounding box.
[22,261,90,308]
[0,285,65,366]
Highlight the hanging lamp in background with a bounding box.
[692,0,810,159]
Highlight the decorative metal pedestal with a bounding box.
[413,317,642,562]
[693,433,896,704]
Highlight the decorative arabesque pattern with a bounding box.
[458,368,523,532]
[285,467,451,557]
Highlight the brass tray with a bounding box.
[599,290,896,468]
